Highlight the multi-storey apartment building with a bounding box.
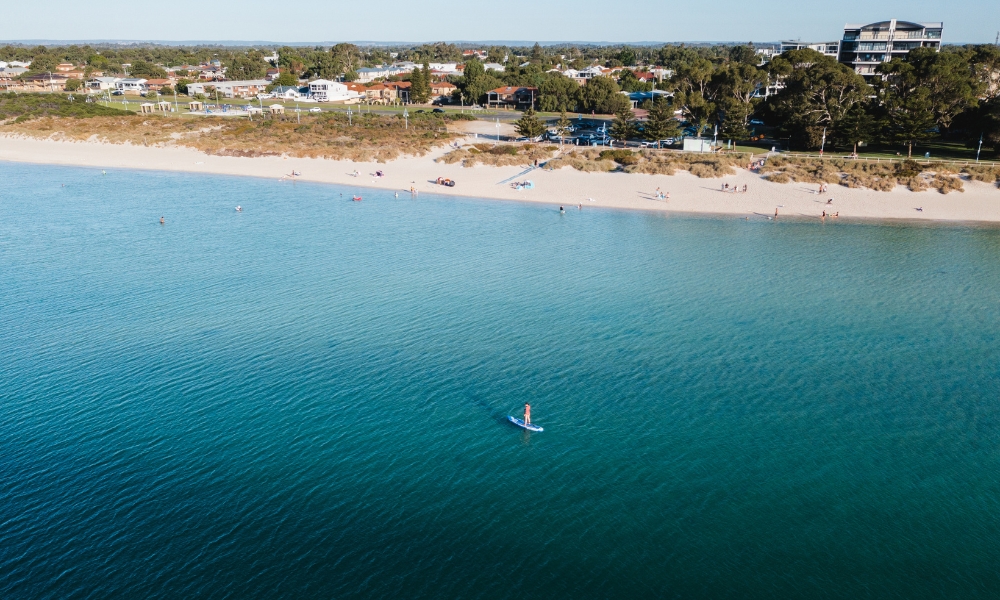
[779,41,841,58]
[838,19,943,77]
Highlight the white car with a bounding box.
[309,107,322,113]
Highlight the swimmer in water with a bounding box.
[559,206,565,213]
[160,216,165,224]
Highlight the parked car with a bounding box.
[111,90,123,96]
[433,108,445,113]
[309,107,322,113]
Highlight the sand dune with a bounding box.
[3,134,999,223]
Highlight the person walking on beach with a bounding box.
[774,207,778,218]
[524,403,531,425]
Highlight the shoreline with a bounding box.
[3,135,1000,223]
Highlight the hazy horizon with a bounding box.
[1,0,996,46]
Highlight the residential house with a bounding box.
[308,79,364,102]
[430,81,457,103]
[344,82,368,96]
[265,68,282,81]
[198,65,226,81]
[462,49,488,60]
[87,77,121,91]
[486,86,537,109]
[0,67,29,81]
[383,81,410,103]
[145,79,173,91]
[187,80,270,98]
[18,74,70,91]
[115,78,148,94]
[483,63,505,72]
[270,86,305,100]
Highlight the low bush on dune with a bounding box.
[1,101,472,162]
[962,165,1000,186]
[933,175,964,194]
[0,92,128,122]
[437,143,558,167]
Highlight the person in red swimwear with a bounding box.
[524,403,531,425]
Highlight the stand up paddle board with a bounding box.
[508,415,543,432]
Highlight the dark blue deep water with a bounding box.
[3,162,1000,599]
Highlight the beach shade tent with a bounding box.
[156,101,171,112]
[139,102,155,114]
[267,104,285,115]
[188,101,204,111]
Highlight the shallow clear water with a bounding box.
[3,162,1000,599]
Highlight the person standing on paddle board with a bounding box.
[524,404,531,425]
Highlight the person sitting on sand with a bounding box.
[827,198,833,205]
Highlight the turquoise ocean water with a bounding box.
[3,162,1000,598]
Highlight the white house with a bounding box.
[270,85,306,100]
[115,78,148,93]
[308,79,363,102]
[88,77,121,91]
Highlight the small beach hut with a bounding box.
[267,104,285,115]
[246,106,262,116]
[139,102,155,114]
[156,101,171,113]
[188,101,204,111]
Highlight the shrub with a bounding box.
[906,177,928,192]
[766,172,791,183]
[599,149,639,165]
[933,175,964,194]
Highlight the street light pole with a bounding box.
[977,132,983,163]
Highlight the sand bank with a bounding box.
[2,135,999,222]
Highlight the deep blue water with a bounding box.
[3,161,1000,599]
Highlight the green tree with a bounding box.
[145,88,158,100]
[175,79,192,95]
[273,72,298,87]
[610,104,637,142]
[675,90,716,137]
[514,107,546,138]
[874,65,937,158]
[160,84,174,96]
[766,50,871,150]
[225,52,266,80]
[311,52,339,80]
[64,78,82,91]
[555,109,572,137]
[458,58,502,105]
[830,105,874,154]
[895,48,982,134]
[644,96,681,144]
[411,61,432,103]
[579,76,630,114]
[728,44,757,66]
[129,59,168,79]
[537,73,581,112]
[618,48,637,67]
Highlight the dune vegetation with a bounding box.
[0,93,469,162]
[442,144,998,194]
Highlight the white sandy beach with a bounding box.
[2,134,999,222]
